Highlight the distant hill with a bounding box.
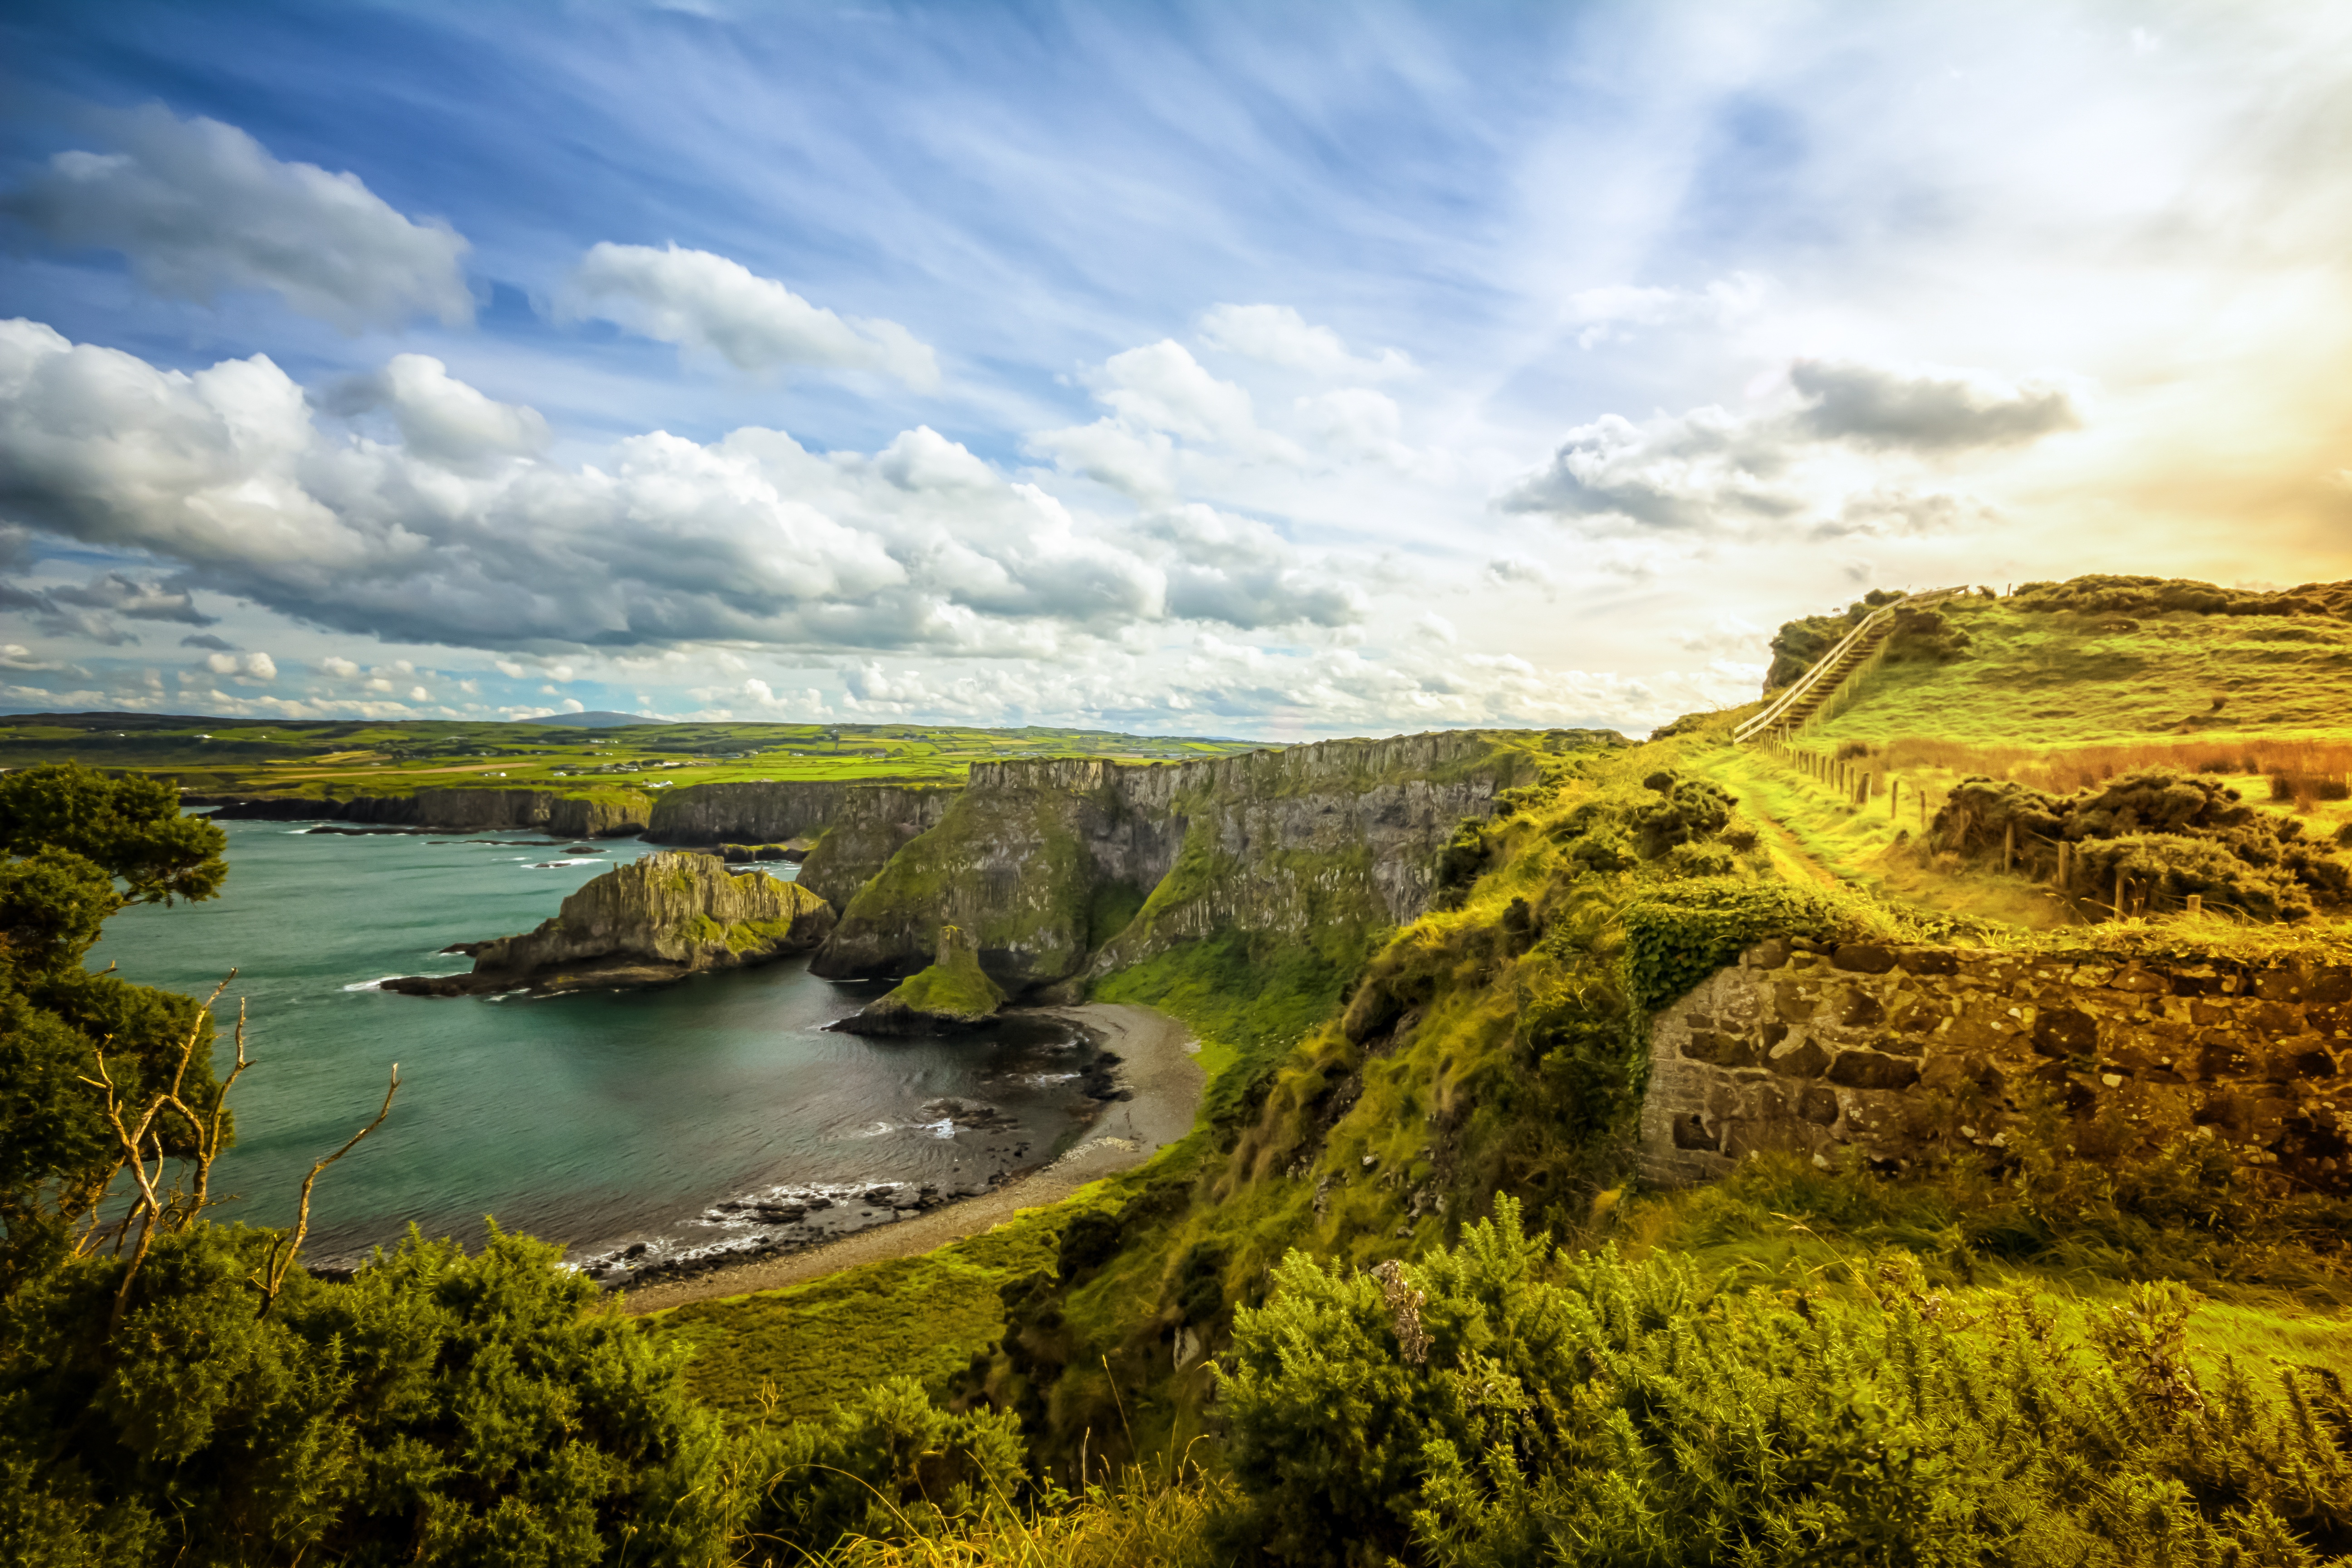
[515,711,677,728]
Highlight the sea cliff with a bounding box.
[808,731,1608,994]
[198,787,652,837]
[387,852,834,995]
[647,781,960,908]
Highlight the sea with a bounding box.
[91,818,1106,1282]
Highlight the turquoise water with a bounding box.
[93,820,1098,1272]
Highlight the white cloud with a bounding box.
[326,354,548,467]
[1483,556,1557,593]
[317,656,361,678]
[0,105,470,333]
[562,242,939,389]
[1095,340,1257,445]
[1196,304,1414,380]
[0,643,87,676]
[1564,272,1767,349]
[1499,357,2081,535]
[559,696,584,713]
[203,650,276,681]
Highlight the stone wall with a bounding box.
[1639,938,2352,1195]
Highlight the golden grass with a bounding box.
[1869,735,2352,796]
[781,1463,1222,1568]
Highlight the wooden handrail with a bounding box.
[1732,586,1971,745]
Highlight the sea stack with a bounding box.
[386,852,835,996]
[832,923,1007,1035]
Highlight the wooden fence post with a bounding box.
[2002,821,2015,873]
[2056,839,2071,892]
[2185,892,2203,917]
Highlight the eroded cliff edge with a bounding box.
[647,781,958,907]
[387,852,835,995]
[807,730,1621,996]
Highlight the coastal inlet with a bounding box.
[96,819,1128,1285]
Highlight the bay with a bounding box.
[92,819,1099,1275]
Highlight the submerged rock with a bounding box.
[386,851,836,997]
[833,923,1007,1034]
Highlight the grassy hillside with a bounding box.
[0,713,1261,799]
[650,707,2351,1563]
[1805,581,2352,748]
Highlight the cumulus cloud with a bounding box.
[1028,339,1305,498]
[1788,359,2082,451]
[562,242,938,389]
[0,105,470,333]
[324,354,548,467]
[1139,505,1365,630]
[1564,273,1767,349]
[1196,304,1413,380]
[1,643,87,676]
[205,650,276,682]
[0,319,1369,659]
[1499,357,2081,535]
[0,567,213,644]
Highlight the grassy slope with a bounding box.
[1811,593,2352,747]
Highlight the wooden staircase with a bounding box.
[1732,586,1971,745]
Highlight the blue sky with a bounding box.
[3,1,2348,736]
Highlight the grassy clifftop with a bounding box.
[1797,578,2352,747]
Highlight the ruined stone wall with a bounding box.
[1639,938,2352,1194]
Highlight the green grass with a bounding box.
[1809,594,2352,747]
[0,715,1264,800]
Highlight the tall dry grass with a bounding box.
[781,1463,1224,1568]
[1876,736,2352,797]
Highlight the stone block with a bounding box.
[1670,1112,1718,1151]
[1748,937,1791,969]
[1773,988,1819,1024]
[1828,988,1886,1029]
[1896,948,1960,975]
[1827,1050,1922,1090]
[2110,965,2169,995]
[1800,1086,1841,1124]
[1766,1038,1832,1078]
[1833,942,1898,974]
[2032,1007,2099,1058]
[1683,1029,1763,1069]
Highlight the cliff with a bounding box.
[387,852,834,995]
[647,781,959,909]
[201,787,652,837]
[809,731,1601,993]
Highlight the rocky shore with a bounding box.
[385,852,834,996]
[619,1003,1199,1314]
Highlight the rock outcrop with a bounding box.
[1642,939,2352,1194]
[197,788,652,837]
[833,925,1008,1035]
[809,731,1611,995]
[646,781,958,908]
[386,853,835,996]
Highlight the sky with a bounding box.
[1,0,2347,740]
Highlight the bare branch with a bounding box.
[255,1063,400,1314]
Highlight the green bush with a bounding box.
[1214,1198,2352,1568]
[1629,778,1735,859]
[1620,882,1850,1012]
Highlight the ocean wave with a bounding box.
[527,858,603,869]
[342,973,465,992]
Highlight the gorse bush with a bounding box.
[1215,1198,2352,1568]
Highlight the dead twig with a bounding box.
[252,1063,400,1314]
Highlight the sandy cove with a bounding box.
[619,1002,1203,1315]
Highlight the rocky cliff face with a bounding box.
[810,731,1557,992]
[647,781,958,909]
[202,788,651,836]
[389,853,834,995]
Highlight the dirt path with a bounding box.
[621,1003,1202,1315]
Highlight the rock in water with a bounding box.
[386,852,836,996]
[833,923,1006,1035]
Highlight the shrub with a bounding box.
[1629,779,1735,859]
[1620,882,1850,1012]
[736,1377,1027,1551]
[1214,1199,2352,1568]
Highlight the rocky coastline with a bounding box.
[385,851,835,996]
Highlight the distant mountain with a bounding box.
[514,711,677,728]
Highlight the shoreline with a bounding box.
[618,1001,1203,1315]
